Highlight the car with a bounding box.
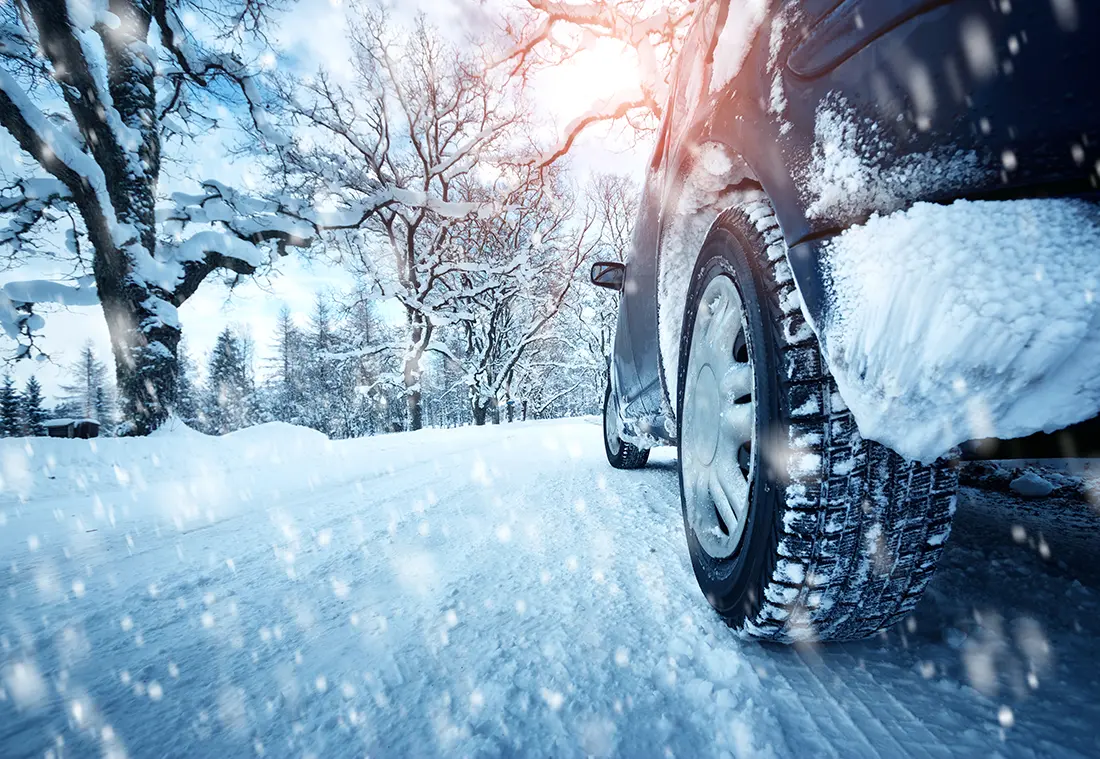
[591,0,1100,642]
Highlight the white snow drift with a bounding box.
[817,198,1100,462]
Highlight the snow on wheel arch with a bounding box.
[818,198,1100,463]
[656,142,759,410]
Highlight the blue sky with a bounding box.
[1,0,649,402]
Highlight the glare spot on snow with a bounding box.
[445,609,458,628]
[574,498,587,514]
[201,612,215,629]
[470,689,484,709]
[148,681,163,701]
[120,616,133,632]
[998,705,1015,728]
[217,686,248,735]
[1011,524,1027,543]
[317,529,332,548]
[540,688,564,711]
[918,660,936,679]
[1050,0,1079,31]
[614,648,629,667]
[1037,538,1051,559]
[27,535,39,552]
[393,551,438,595]
[168,662,179,678]
[565,555,579,572]
[578,717,617,757]
[315,676,327,692]
[71,699,86,725]
[495,524,512,542]
[3,660,48,710]
[331,579,349,599]
[540,570,551,585]
[471,458,492,486]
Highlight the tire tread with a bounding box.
[718,200,958,642]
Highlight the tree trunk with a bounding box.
[99,288,181,436]
[405,381,422,431]
[472,401,488,426]
[403,357,422,431]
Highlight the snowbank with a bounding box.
[817,198,1100,462]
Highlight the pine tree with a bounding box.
[61,342,112,420]
[20,376,46,436]
[265,306,306,425]
[302,296,341,436]
[0,376,21,437]
[174,339,201,427]
[204,328,255,434]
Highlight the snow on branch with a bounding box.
[155,5,289,147]
[0,276,99,359]
[0,69,114,214]
[534,90,658,167]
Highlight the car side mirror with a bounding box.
[590,261,625,291]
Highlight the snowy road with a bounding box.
[1,419,1098,758]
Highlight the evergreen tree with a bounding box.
[174,339,201,427]
[61,342,112,420]
[20,377,46,436]
[264,305,306,426]
[0,376,20,436]
[204,328,255,434]
[302,295,342,436]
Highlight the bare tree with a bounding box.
[447,170,594,424]
[274,8,526,430]
[0,0,312,433]
[558,172,638,388]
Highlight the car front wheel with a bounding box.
[675,197,959,642]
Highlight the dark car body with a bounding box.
[610,0,1100,454]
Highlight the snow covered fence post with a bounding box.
[0,0,311,434]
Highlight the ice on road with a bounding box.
[1,419,1097,758]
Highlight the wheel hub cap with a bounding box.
[682,274,755,560]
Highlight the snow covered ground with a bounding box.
[1,419,1098,758]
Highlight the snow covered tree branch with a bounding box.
[0,0,306,434]
[271,7,530,430]
[500,0,695,166]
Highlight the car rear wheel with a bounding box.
[604,382,649,469]
[675,198,959,642]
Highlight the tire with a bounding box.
[603,381,650,469]
[675,197,958,642]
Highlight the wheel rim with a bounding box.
[682,274,755,559]
[605,391,621,456]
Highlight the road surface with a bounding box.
[0,419,1097,757]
